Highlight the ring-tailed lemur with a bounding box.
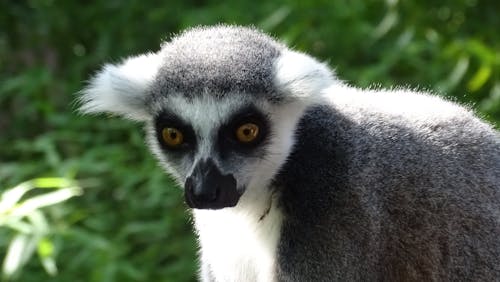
[79,25,500,281]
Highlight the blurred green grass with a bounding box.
[1,0,499,281]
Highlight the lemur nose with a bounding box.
[184,158,240,210]
[185,176,218,203]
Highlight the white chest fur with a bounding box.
[193,196,283,282]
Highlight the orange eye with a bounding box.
[162,128,184,147]
[235,123,259,143]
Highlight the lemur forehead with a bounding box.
[153,93,270,134]
[151,25,285,101]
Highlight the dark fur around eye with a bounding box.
[154,111,197,153]
[217,105,271,158]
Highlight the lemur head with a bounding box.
[80,25,336,210]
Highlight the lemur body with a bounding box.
[80,25,500,281]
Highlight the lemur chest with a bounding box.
[193,206,283,282]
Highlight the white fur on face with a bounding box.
[150,93,262,177]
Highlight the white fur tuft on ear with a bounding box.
[273,50,337,100]
[78,52,163,121]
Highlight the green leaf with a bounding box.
[37,237,54,258]
[0,182,33,215]
[2,234,37,279]
[40,256,58,276]
[437,56,469,92]
[468,65,492,92]
[9,187,82,218]
[0,178,79,215]
[259,6,291,30]
[37,236,58,276]
[32,178,76,189]
[373,9,398,39]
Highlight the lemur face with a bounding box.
[146,94,275,209]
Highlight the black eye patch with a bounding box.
[217,105,271,158]
[154,111,197,152]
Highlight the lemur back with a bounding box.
[275,90,500,281]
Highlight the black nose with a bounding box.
[184,158,240,210]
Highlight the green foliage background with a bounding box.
[1,0,499,281]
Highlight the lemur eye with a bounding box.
[162,127,184,147]
[235,123,259,143]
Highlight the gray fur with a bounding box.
[275,104,500,281]
[79,25,500,281]
[151,25,285,102]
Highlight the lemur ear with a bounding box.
[78,53,163,121]
[273,50,338,101]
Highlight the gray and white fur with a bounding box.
[79,25,500,281]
